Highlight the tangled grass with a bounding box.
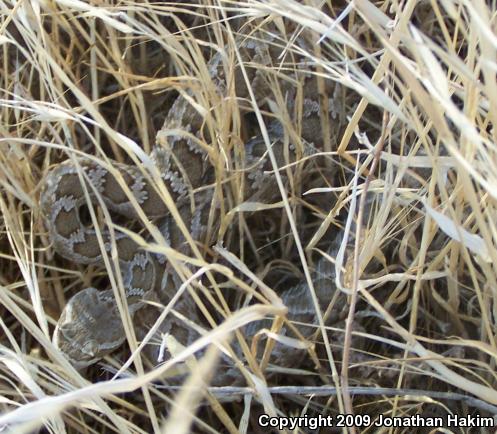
[1,0,497,433]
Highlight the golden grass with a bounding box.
[1,0,497,432]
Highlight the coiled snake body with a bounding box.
[41,24,346,383]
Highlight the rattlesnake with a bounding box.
[41,22,350,383]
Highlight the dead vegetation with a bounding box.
[1,0,497,433]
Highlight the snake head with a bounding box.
[53,287,126,369]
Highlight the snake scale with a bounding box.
[40,22,349,384]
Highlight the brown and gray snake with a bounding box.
[40,22,354,384]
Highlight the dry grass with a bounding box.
[1,0,497,433]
